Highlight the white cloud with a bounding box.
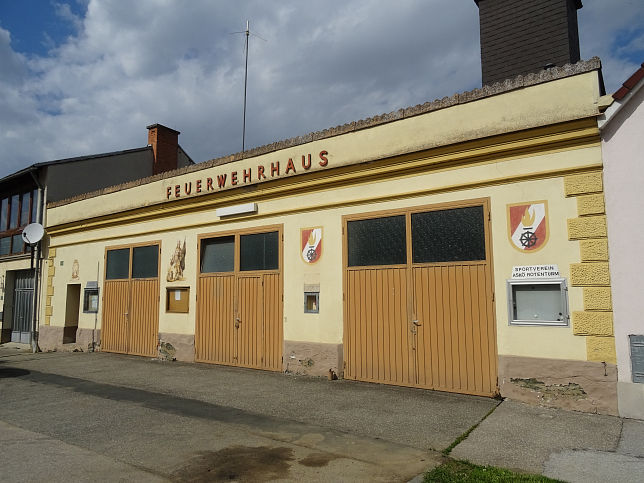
[0,0,642,178]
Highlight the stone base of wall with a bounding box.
[499,355,618,415]
[37,325,64,351]
[76,328,101,352]
[158,333,195,362]
[283,340,343,378]
[618,381,644,420]
[38,326,100,352]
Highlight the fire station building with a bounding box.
[38,1,622,415]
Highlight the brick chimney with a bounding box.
[475,0,583,86]
[147,123,180,175]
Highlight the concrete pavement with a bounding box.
[445,393,644,482]
[1,347,643,482]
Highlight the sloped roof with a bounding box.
[613,62,644,101]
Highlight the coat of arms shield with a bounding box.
[301,227,322,263]
[507,201,549,252]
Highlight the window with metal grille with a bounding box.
[347,215,406,267]
[105,248,129,280]
[240,231,279,271]
[411,206,486,263]
[132,245,158,279]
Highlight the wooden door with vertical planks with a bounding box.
[196,227,282,372]
[196,275,235,364]
[102,243,160,357]
[344,201,497,397]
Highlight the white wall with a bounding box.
[602,81,644,418]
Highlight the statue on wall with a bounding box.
[167,240,186,282]
[71,259,80,279]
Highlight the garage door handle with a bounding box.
[412,320,421,326]
[234,316,241,328]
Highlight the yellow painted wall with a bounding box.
[47,144,600,362]
[47,72,601,228]
[44,71,604,363]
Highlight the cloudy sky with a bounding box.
[1,0,642,178]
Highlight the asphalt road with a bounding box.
[0,350,499,482]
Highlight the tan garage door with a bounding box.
[343,200,497,397]
[196,227,283,371]
[102,243,160,357]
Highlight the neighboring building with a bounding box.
[38,0,621,415]
[600,63,644,420]
[0,124,192,345]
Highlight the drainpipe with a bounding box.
[28,169,45,353]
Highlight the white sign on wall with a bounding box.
[511,265,560,279]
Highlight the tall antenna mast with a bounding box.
[232,20,265,154]
[242,20,249,154]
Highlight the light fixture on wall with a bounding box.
[216,203,258,218]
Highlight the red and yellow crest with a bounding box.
[507,201,549,252]
[301,227,322,264]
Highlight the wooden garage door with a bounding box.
[102,243,160,357]
[344,200,497,396]
[196,228,283,371]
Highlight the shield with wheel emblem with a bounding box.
[301,227,322,264]
[507,201,549,252]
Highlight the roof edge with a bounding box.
[48,57,602,209]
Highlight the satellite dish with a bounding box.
[22,223,45,246]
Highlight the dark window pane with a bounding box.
[347,215,406,267]
[132,245,158,278]
[31,190,38,224]
[0,198,7,231]
[411,206,486,263]
[20,192,31,227]
[11,234,24,254]
[0,237,10,255]
[201,236,234,273]
[9,194,19,229]
[106,248,130,279]
[240,231,279,271]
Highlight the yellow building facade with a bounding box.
[41,59,618,414]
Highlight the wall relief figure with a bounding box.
[167,240,186,282]
[71,259,80,279]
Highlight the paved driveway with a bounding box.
[0,350,498,482]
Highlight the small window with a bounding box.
[31,190,38,224]
[0,198,8,231]
[201,236,234,273]
[240,231,279,271]
[304,292,319,313]
[166,287,189,313]
[132,245,158,279]
[106,248,130,279]
[0,237,10,256]
[11,234,23,254]
[9,194,19,229]
[507,279,568,326]
[20,192,31,227]
[347,215,406,267]
[412,206,486,263]
[83,288,99,313]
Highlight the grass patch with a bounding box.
[423,460,563,482]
